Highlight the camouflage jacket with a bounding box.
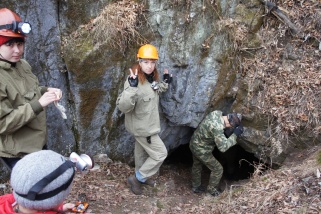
[190,110,237,153]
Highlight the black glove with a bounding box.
[224,127,234,138]
[233,124,244,137]
[163,74,172,84]
[128,76,138,87]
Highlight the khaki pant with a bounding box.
[134,134,167,179]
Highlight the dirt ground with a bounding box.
[67,157,204,214]
[1,143,321,213]
[65,143,321,214]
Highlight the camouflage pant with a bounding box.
[190,144,223,194]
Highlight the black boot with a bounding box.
[192,186,206,193]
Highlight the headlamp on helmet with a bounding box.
[0,21,32,35]
[69,152,94,172]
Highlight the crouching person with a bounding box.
[0,150,76,213]
[189,110,244,196]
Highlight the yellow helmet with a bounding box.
[137,44,159,60]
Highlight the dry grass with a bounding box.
[217,18,249,50]
[200,145,321,213]
[1,145,321,213]
[63,0,148,55]
[91,0,148,52]
[235,0,321,144]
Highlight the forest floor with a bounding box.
[1,143,321,213]
[66,143,321,213]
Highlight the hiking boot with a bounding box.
[127,175,142,195]
[192,186,206,193]
[141,179,156,187]
[209,188,221,197]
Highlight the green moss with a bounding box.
[211,51,237,109]
[317,150,321,165]
[79,88,105,128]
[156,200,164,209]
[235,3,264,33]
[70,116,80,149]
[152,187,158,193]
[261,176,269,181]
[0,2,16,10]
[60,0,112,35]
[107,175,115,180]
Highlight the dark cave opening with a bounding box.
[164,143,267,181]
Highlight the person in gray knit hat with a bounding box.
[0,150,76,213]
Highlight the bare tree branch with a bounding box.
[260,0,304,38]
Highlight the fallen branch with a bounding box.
[259,0,304,38]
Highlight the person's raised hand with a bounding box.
[163,68,173,84]
[128,68,138,87]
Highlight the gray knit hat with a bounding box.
[11,150,75,210]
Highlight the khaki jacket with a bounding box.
[0,59,47,158]
[117,78,168,137]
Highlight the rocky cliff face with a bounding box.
[0,0,282,179]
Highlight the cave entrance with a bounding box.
[164,143,267,181]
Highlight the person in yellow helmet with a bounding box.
[0,8,63,170]
[117,44,173,195]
